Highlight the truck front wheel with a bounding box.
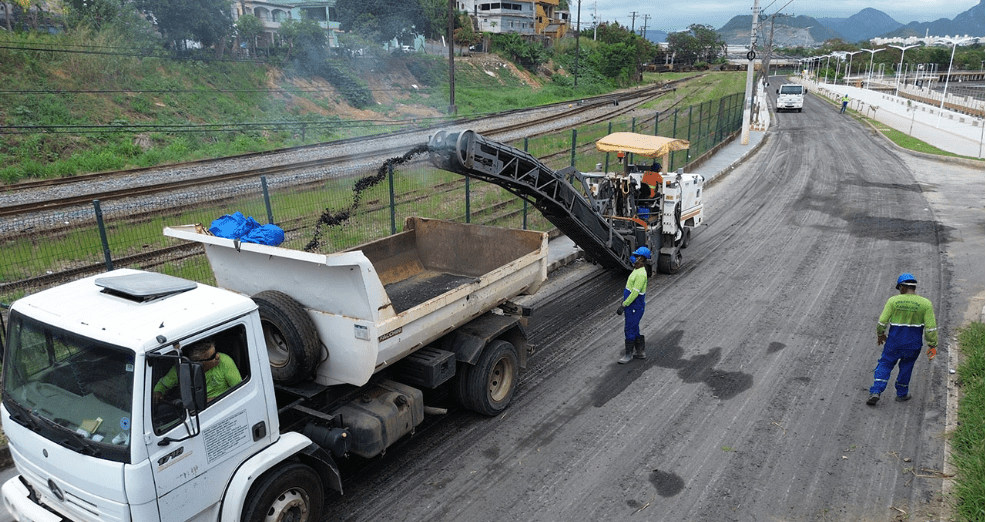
[253,291,321,385]
[243,462,324,522]
[457,340,519,416]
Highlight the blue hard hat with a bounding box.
[896,273,917,288]
[632,246,652,260]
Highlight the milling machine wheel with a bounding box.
[658,251,682,274]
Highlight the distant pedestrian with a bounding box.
[616,247,651,364]
[840,94,850,114]
[866,273,938,406]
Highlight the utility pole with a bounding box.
[640,14,650,38]
[447,0,455,114]
[574,0,581,87]
[741,0,759,145]
[593,1,598,40]
[629,11,637,33]
[759,15,774,86]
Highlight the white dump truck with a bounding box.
[0,217,547,522]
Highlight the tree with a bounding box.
[585,22,654,83]
[453,12,480,49]
[279,16,326,61]
[335,0,427,44]
[134,0,232,49]
[491,32,548,71]
[235,13,263,57]
[667,24,725,65]
[419,0,447,40]
[65,0,122,30]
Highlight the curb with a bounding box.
[705,130,772,188]
[860,118,985,167]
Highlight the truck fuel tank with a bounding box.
[331,380,424,458]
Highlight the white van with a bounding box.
[775,84,807,112]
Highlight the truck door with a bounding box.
[144,323,272,521]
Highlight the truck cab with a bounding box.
[775,84,807,112]
[1,270,283,522]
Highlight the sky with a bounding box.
[577,0,978,33]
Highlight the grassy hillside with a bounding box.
[0,25,740,185]
[0,29,560,183]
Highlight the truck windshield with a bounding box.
[2,311,133,464]
[780,86,803,94]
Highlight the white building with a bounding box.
[455,0,537,34]
[870,33,984,46]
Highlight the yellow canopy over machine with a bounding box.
[594,132,690,158]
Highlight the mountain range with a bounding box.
[715,0,984,46]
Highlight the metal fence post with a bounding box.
[261,176,275,224]
[522,137,529,229]
[570,129,578,167]
[388,163,397,234]
[687,104,693,160]
[93,200,113,272]
[465,177,470,223]
[671,108,679,171]
[604,121,612,173]
[654,112,660,136]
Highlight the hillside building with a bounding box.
[454,0,569,39]
[231,0,342,48]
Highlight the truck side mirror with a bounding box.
[776,89,779,94]
[179,361,207,414]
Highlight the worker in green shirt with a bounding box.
[867,273,938,406]
[154,339,242,403]
[840,94,850,114]
[615,247,651,364]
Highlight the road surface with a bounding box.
[318,88,982,521]
[0,86,979,522]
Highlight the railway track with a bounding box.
[0,77,713,293]
[0,79,689,219]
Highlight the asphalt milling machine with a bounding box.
[427,130,705,274]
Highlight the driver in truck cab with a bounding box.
[153,339,242,403]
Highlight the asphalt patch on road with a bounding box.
[304,144,429,252]
[590,330,754,407]
[648,469,685,497]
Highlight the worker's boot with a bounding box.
[633,335,646,359]
[618,340,634,364]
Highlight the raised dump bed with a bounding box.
[164,217,548,387]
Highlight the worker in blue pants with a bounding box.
[616,247,651,364]
[867,273,938,406]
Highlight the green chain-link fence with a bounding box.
[0,92,744,303]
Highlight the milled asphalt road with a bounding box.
[319,81,983,521]
[2,78,982,521]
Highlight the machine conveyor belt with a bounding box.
[427,129,633,271]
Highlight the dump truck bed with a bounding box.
[164,217,548,387]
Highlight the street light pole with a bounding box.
[823,53,832,84]
[935,36,974,128]
[843,50,861,86]
[888,44,919,98]
[860,48,885,89]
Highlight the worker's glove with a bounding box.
[877,333,887,345]
[927,347,937,360]
[616,305,625,316]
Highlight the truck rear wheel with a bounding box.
[253,291,321,385]
[243,462,323,522]
[456,340,519,416]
